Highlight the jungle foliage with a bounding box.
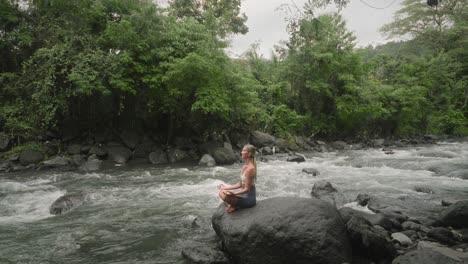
[0,0,466,144]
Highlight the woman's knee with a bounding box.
[218,190,226,200]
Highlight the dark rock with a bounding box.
[212,197,352,264]
[0,132,10,151]
[181,241,229,264]
[401,230,420,241]
[275,138,298,151]
[413,185,434,194]
[211,145,237,165]
[402,221,430,233]
[71,154,85,167]
[391,232,413,247]
[339,207,393,231]
[199,154,216,167]
[78,159,102,172]
[330,141,347,150]
[346,215,397,261]
[8,153,19,162]
[302,168,320,176]
[427,227,458,246]
[50,193,86,215]
[0,161,10,172]
[67,144,82,155]
[43,140,60,156]
[42,156,70,168]
[229,130,250,149]
[295,136,307,148]
[173,137,196,150]
[11,164,26,171]
[250,131,275,148]
[120,130,140,150]
[133,143,152,159]
[311,180,347,208]
[260,146,273,155]
[167,148,189,163]
[89,145,108,158]
[372,139,385,148]
[148,149,168,164]
[80,145,91,154]
[19,150,44,166]
[199,141,222,156]
[392,241,468,264]
[459,229,468,243]
[436,200,468,229]
[286,155,305,162]
[356,194,371,206]
[108,146,132,164]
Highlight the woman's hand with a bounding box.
[217,184,226,190]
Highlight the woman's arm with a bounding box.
[231,167,254,195]
[218,182,242,190]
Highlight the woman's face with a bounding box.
[241,147,250,160]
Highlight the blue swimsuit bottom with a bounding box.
[236,185,256,208]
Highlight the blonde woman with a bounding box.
[218,144,257,213]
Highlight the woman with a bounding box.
[218,144,257,213]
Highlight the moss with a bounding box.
[4,142,44,158]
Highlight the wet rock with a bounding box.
[8,153,19,162]
[459,229,468,243]
[120,130,140,150]
[401,230,420,241]
[427,227,459,246]
[402,221,430,233]
[441,200,454,207]
[148,149,168,164]
[199,154,216,167]
[356,194,371,206]
[330,141,347,150]
[0,160,10,172]
[89,145,108,158]
[392,241,468,264]
[339,207,393,231]
[302,168,320,176]
[43,140,60,156]
[250,131,275,148]
[436,200,468,229]
[78,159,102,172]
[50,193,86,215]
[311,180,347,208]
[0,132,10,151]
[413,185,434,194]
[286,155,305,162]
[212,197,352,264]
[108,146,132,164]
[71,154,85,167]
[371,139,385,148]
[43,156,71,168]
[210,147,237,165]
[181,241,229,264]
[346,215,397,262]
[391,232,413,247]
[19,149,44,166]
[260,146,273,155]
[67,144,82,155]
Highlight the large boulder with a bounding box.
[78,159,102,172]
[148,149,168,164]
[19,149,44,166]
[42,156,71,168]
[339,207,393,231]
[311,180,347,208]
[250,131,275,148]
[211,147,237,165]
[120,130,140,149]
[108,146,132,164]
[436,200,468,229]
[199,154,216,167]
[181,240,229,264]
[427,227,459,246]
[212,197,352,264]
[50,193,86,215]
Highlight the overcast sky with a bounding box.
[226,0,403,58]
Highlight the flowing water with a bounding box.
[1,140,468,263]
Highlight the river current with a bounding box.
[1,140,468,263]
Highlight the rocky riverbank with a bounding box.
[182,183,468,264]
[0,130,445,175]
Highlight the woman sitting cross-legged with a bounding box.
[218,144,257,213]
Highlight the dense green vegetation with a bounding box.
[0,0,466,145]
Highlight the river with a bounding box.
[1,140,468,263]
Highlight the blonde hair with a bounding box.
[244,144,257,176]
